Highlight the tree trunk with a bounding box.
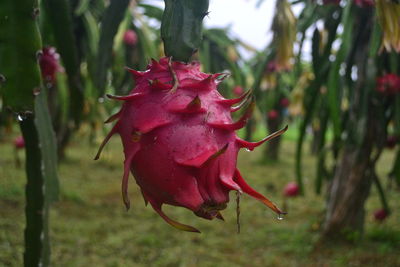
[322,147,373,240]
[265,116,283,160]
[322,104,379,241]
[321,9,377,241]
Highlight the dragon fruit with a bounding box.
[95,57,286,232]
[39,46,63,84]
[123,30,138,46]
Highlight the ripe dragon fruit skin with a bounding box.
[39,46,62,83]
[96,57,286,232]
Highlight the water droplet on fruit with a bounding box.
[277,214,284,221]
[245,148,251,152]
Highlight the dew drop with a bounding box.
[33,88,41,96]
[98,97,105,103]
[245,148,251,152]
[17,114,25,122]
[277,213,284,221]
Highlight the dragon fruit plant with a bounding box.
[95,0,286,232]
[95,58,287,232]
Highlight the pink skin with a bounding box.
[233,86,244,96]
[386,136,398,149]
[39,47,62,83]
[123,30,138,46]
[374,209,389,222]
[376,74,400,95]
[283,182,299,197]
[280,98,290,108]
[322,0,340,5]
[96,57,286,232]
[354,0,374,7]
[14,136,25,149]
[268,109,279,120]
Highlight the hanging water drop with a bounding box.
[17,114,24,121]
[245,148,251,152]
[277,213,284,221]
[33,88,41,96]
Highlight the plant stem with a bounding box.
[20,117,45,266]
[161,0,209,62]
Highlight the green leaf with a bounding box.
[95,0,130,96]
[139,3,164,21]
[326,2,353,140]
[75,0,91,15]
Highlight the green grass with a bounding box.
[0,131,399,266]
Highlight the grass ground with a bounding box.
[1,130,399,267]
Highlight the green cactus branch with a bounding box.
[161,0,209,62]
[43,0,84,126]
[0,0,59,266]
[0,0,42,113]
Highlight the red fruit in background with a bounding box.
[280,98,290,108]
[14,136,25,149]
[265,61,277,73]
[233,86,244,96]
[283,182,299,197]
[123,30,138,46]
[323,0,341,5]
[386,136,398,149]
[96,58,287,232]
[267,109,279,120]
[354,0,374,7]
[374,209,389,222]
[376,73,400,95]
[39,46,62,84]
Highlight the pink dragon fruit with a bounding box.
[283,182,299,197]
[95,57,286,232]
[354,0,374,7]
[373,209,389,222]
[39,46,63,84]
[123,30,138,46]
[376,73,400,95]
[14,136,25,149]
[233,86,244,96]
